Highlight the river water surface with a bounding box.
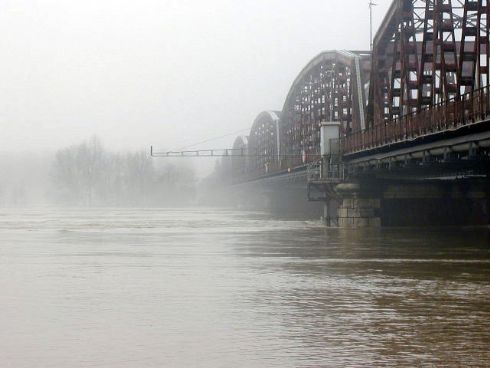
[1,208,489,367]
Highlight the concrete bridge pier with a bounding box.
[335,182,382,228]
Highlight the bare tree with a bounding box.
[51,137,196,207]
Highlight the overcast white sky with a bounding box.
[0,0,391,154]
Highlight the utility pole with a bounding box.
[369,1,377,50]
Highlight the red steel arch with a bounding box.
[280,50,371,169]
[248,111,281,176]
[346,0,490,153]
[369,0,489,126]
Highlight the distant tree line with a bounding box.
[50,136,196,206]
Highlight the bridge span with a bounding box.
[215,0,490,226]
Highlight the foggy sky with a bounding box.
[0,0,390,154]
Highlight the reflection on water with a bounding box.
[0,208,489,367]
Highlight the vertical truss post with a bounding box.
[432,0,459,104]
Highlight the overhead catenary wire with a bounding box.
[172,128,251,151]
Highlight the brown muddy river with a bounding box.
[0,208,489,367]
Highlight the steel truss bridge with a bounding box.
[190,0,490,184]
[153,0,490,226]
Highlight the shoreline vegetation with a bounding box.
[0,136,197,207]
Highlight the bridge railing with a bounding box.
[343,86,490,154]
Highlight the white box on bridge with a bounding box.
[320,122,341,156]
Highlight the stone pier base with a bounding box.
[338,198,381,228]
[335,182,381,228]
